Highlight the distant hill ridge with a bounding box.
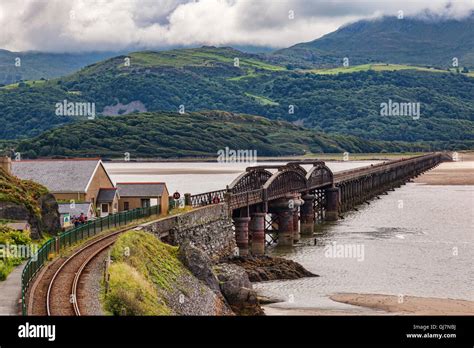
[13,111,434,159]
[274,14,474,68]
[0,45,473,150]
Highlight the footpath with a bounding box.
[0,263,24,315]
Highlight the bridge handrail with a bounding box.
[21,204,161,315]
[190,153,443,210]
[189,189,227,207]
[334,153,441,183]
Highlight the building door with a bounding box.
[101,203,109,217]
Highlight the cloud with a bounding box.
[0,0,473,52]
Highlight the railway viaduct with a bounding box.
[187,153,450,256]
[21,152,451,315]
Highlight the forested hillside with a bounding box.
[1,47,473,150]
[14,111,429,159]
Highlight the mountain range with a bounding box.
[273,14,474,69]
[1,15,473,157]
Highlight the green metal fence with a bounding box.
[21,204,160,315]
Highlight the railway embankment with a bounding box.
[101,204,314,316]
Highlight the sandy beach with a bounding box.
[263,293,474,316]
[414,152,474,185]
[330,293,474,315]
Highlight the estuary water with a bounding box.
[255,183,474,311]
[104,160,377,194]
[104,160,474,310]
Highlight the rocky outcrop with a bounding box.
[178,241,221,293]
[102,100,147,116]
[213,263,264,316]
[38,194,61,235]
[227,255,317,282]
[0,194,60,239]
[178,241,263,315]
[0,168,60,238]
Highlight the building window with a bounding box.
[124,202,129,211]
[141,199,150,208]
[101,203,109,213]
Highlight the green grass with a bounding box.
[244,92,280,106]
[102,230,190,315]
[1,79,47,89]
[304,63,472,76]
[102,262,170,315]
[239,58,286,71]
[227,72,261,81]
[123,48,285,72]
[227,65,280,81]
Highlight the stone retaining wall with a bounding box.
[141,204,236,261]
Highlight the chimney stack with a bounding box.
[0,156,12,174]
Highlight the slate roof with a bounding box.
[11,159,103,193]
[58,202,93,216]
[116,183,166,197]
[97,188,119,203]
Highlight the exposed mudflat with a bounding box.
[414,154,474,185]
[329,293,474,315]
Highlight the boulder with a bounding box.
[213,263,264,316]
[178,241,221,293]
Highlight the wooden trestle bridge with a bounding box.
[187,153,449,255]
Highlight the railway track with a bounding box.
[45,228,128,316]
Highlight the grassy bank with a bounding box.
[101,230,187,315]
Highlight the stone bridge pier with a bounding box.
[300,193,315,235]
[325,187,340,221]
[232,194,304,255]
[233,216,251,256]
[268,194,303,246]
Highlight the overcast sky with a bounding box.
[0,0,473,52]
